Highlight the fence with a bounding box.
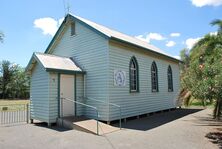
[0,104,29,125]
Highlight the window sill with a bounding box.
[130,90,139,93]
[152,90,159,93]
[70,34,77,38]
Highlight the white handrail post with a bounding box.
[96,109,99,135]
[119,107,122,129]
[26,104,29,123]
[61,97,63,118]
[62,97,100,135]
[86,97,122,130]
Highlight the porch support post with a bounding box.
[57,73,61,118]
[74,74,77,116]
[83,74,86,97]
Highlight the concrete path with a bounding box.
[0,108,220,149]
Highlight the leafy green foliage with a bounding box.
[211,19,222,35]
[180,19,222,119]
[0,32,4,43]
[0,60,29,99]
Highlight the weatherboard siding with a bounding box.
[47,73,85,122]
[48,72,58,123]
[30,63,50,123]
[108,42,180,121]
[76,74,84,116]
[49,21,109,120]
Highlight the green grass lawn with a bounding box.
[0,99,29,105]
[187,99,214,108]
[0,100,30,111]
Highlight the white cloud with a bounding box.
[210,31,218,36]
[148,33,166,41]
[135,33,166,43]
[34,17,64,36]
[191,0,222,7]
[135,35,149,42]
[173,55,181,60]
[185,37,202,49]
[58,17,64,26]
[166,41,176,47]
[170,33,181,37]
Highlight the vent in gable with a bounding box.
[71,22,76,36]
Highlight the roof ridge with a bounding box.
[73,14,152,43]
[35,52,72,59]
[44,13,180,62]
[73,14,139,38]
[70,14,173,59]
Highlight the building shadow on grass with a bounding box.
[33,122,71,132]
[113,108,202,131]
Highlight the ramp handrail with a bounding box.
[60,97,99,135]
[77,96,122,129]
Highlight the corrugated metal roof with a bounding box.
[26,52,83,73]
[35,52,82,72]
[72,14,179,61]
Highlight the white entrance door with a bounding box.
[60,74,75,117]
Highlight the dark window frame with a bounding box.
[71,22,76,36]
[167,65,173,92]
[151,61,159,92]
[129,56,139,93]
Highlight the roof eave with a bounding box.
[43,13,182,63]
[44,16,68,54]
[68,14,110,39]
[45,68,86,75]
[44,14,110,54]
[25,53,37,73]
[110,37,182,63]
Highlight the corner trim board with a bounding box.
[57,73,61,118]
[74,75,77,116]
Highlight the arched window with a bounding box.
[151,61,158,92]
[168,65,173,92]
[129,56,139,92]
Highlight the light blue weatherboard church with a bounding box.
[26,14,181,126]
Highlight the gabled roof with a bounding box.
[73,15,171,57]
[45,14,180,62]
[26,52,85,74]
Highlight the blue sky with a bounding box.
[0,0,222,67]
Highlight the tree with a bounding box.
[179,48,192,106]
[0,61,17,98]
[0,32,4,43]
[180,19,222,119]
[0,61,30,99]
[8,67,30,98]
[211,19,222,35]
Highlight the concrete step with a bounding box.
[57,116,120,135]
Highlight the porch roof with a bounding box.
[26,52,85,74]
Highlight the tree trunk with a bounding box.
[214,98,221,120]
[213,100,218,119]
[201,99,206,108]
[2,83,5,99]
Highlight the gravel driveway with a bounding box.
[0,108,219,149]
